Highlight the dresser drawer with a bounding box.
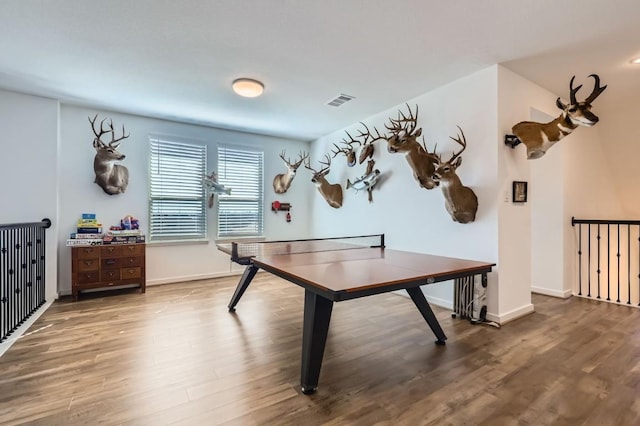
[101,245,122,257]
[76,246,100,259]
[121,244,144,256]
[78,258,100,272]
[78,271,100,284]
[101,269,121,281]
[121,267,142,279]
[101,257,122,269]
[121,256,142,267]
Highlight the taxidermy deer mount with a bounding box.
[433,127,478,224]
[332,122,382,167]
[505,74,607,159]
[304,154,343,208]
[383,104,440,190]
[273,150,308,194]
[89,114,130,195]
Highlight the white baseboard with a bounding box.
[392,290,453,310]
[531,286,573,299]
[146,270,243,286]
[485,303,535,324]
[0,299,55,358]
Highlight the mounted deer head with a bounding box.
[331,132,360,167]
[89,114,130,195]
[273,150,308,194]
[508,74,607,159]
[304,154,343,208]
[433,127,478,224]
[384,104,440,190]
[353,122,384,164]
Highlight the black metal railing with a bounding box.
[0,218,51,343]
[572,217,640,306]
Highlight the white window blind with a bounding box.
[217,146,264,238]
[149,138,207,241]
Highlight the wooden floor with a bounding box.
[1,274,640,425]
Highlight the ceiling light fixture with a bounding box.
[232,78,264,98]
[631,57,640,64]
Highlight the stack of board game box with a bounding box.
[66,213,104,246]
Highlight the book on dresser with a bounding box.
[70,243,146,301]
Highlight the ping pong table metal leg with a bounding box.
[406,286,447,345]
[227,264,259,312]
[300,290,334,395]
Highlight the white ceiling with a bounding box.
[1,0,639,141]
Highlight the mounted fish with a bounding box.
[203,171,232,208]
[346,159,381,203]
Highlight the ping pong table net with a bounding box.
[230,234,385,262]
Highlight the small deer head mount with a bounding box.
[273,150,308,194]
[433,127,478,224]
[304,154,343,208]
[508,74,607,159]
[89,114,130,195]
[383,104,440,190]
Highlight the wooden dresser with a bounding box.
[71,243,146,301]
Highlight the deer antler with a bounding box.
[447,126,467,164]
[107,119,130,146]
[355,122,385,146]
[584,74,607,104]
[294,151,309,168]
[386,104,418,136]
[88,114,110,145]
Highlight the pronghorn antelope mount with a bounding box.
[506,74,607,159]
[273,150,308,194]
[304,154,343,208]
[433,127,478,224]
[383,104,440,190]
[89,114,131,195]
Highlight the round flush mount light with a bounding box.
[631,57,640,64]
[232,78,264,97]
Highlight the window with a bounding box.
[149,137,207,242]
[217,145,264,238]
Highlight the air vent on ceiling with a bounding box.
[326,94,355,107]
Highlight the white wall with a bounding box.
[310,67,501,315]
[529,109,567,298]
[498,66,624,312]
[57,105,311,294]
[0,89,59,302]
[595,104,640,217]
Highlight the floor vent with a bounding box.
[326,94,355,107]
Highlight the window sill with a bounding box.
[146,239,209,247]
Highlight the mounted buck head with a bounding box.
[384,104,440,190]
[432,127,478,224]
[510,74,607,159]
[89,114,131,195]
[331,131,361,167]
[304,154,343,208]
[273,150,308,194]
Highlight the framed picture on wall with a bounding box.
[513,181,528,203]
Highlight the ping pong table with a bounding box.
[217,234,494,394]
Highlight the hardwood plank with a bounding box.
[1,276,640,425]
